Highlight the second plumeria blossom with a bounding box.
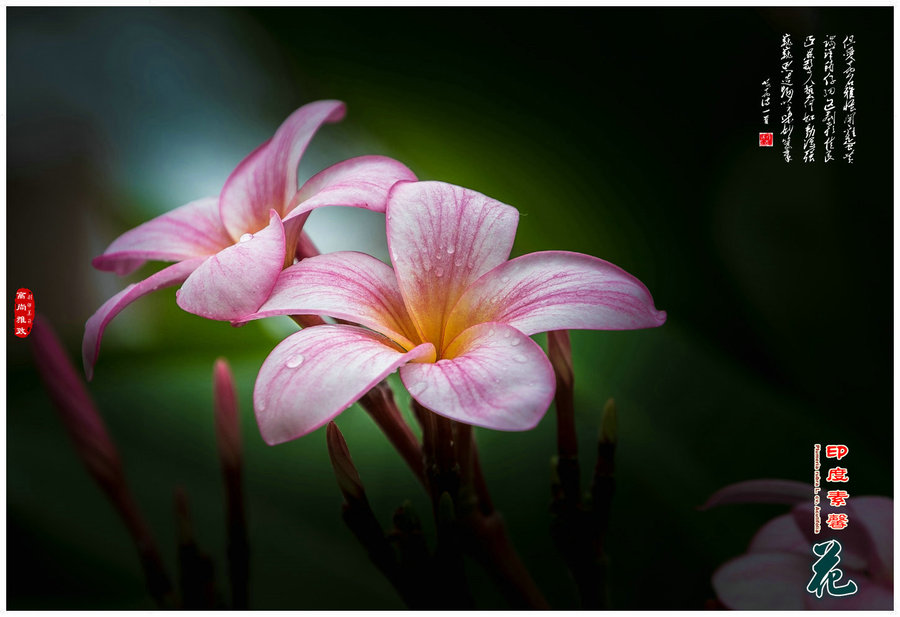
[242,181,666,445]
[83,100,416,380]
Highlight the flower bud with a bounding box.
[213,358,241,472]
[326,422,366,503]
[30,315,123,494]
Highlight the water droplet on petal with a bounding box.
[500,275,510,283]
[487,327,496,337]
[455,258,463,267]
[514,354,527,363]
[466,259,476,269]
[408,381,427,396]
[285,354,304,368]
[423,259,432,272]
[503,330,511,338]
[447,245,455,254]
[510,338,520,346]
[239,233,253,243]
[435,267,444,278]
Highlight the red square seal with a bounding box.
[759,132,774,147]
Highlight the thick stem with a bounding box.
[461,433,549,609]
[462,510,550,609]
[548,330,576,460]
[289,314,327,328]
[359,382,426,487]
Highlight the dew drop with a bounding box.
[239,233,253,243]
[503,329,512,338]
[423,260,433,272]
[500,275,511,284]
[514,354,527,363]
[285,354,304,368]
[447,245,455,254]
[408,381,427,396]
[435,267,445,278]
[455,258,464,267]
[466,259,476,269]
[510,338,521,346]
[487,327,496,337]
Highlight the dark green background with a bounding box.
[8,7,892,609]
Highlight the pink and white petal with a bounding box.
[748,512,813,557]
[699,479,812,510]
[93,197,231,276]
[446,251,667,342]
[713,552,812,609]
[789,503,868,573]
[848,496,893,583]
[399,322,554,431]
[282,155,418,223]
[237,251,418,350]
[177,211,285,320]
[386,181,519,348]
[82,257,207,381]
[218,100,346,240]
[254,324,434,445]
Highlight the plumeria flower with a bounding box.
[703,479,893,610]
[83,100,416,380]
[238,180,666,445]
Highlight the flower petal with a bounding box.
[446,251,667,342]
[254,324,434,445]
[399,322,554,431]
[386,181,519,349]
[218,100,346,240]
[789,503,869,573]
[699,479,812,510]
[712,552,816,609]
[237,251,418,350]
[92,197,231,276]
[748,512,814,557]
[282,155,418,223]
[177,210,285,320]
[848,496,893,583]
[82,257,207,381]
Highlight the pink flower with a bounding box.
[703,479,893,610]
[83,100,416,380]
[240,181,666,445]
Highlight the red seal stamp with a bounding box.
[759,132,774,147]
[14,288,34,338]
